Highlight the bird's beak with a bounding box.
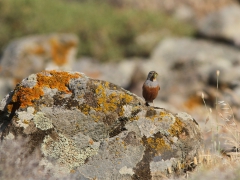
[154,72,158,78]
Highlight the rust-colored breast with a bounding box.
[142,83,160,103]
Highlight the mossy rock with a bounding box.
[0,70,202,179]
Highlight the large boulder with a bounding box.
[198,5,240,45]
[0,33,78,100]
[0,34,78,81]
[0,70,202,179]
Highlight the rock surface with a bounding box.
[198,5,240,45]
[0,70,202,179]
[149,37,240,114]
[0,33,78,100]
[0,33,78,81]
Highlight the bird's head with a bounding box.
[147,71,158,81]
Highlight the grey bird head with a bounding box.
[146,71,158,81]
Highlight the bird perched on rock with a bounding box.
[142,71,160,106]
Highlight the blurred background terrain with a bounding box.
[1,0,240,159]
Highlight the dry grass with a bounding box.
[190,70,240,180]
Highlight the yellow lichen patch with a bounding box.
[23,119,30,124]
[37,70,80,93]
[129,115,139,121]
[158,111,175,122]
[160,111,170,117]
[168,118,184,137]
[146,137,170,152]
[94,83,134,116]
[105,81,110,88]
[95,84,117,113]
[146,108,159,121]
[50,38,77,66]
[108,93,119,111]
[118,94,134,116]
[80,104,91,115]
[128,106,141,121]
[119,93,133,104]
[90,114,99,122]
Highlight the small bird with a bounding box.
[142,71,160,106]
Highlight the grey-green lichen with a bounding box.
[41,133,99,170]
[150,158,177,174]
[33,112,53,130]
[4,132,15,140]
[21,74,37,88]
[119,166,134,175]
[16,107,35,128]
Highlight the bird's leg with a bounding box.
[145,102,150,106]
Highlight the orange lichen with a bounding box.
[31,45,46,55]
[168,118,184,137]
[70,170,76,173]
[147,137,170,152]
[7,104,13,112]
[50,38,77,66]
[37,71,80,93]
[89,139,94,145]
[11,86,44,109]
[184,96,202,110]
[14,78,22,85]
[85,71,101,79]
[10,70,80,109]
